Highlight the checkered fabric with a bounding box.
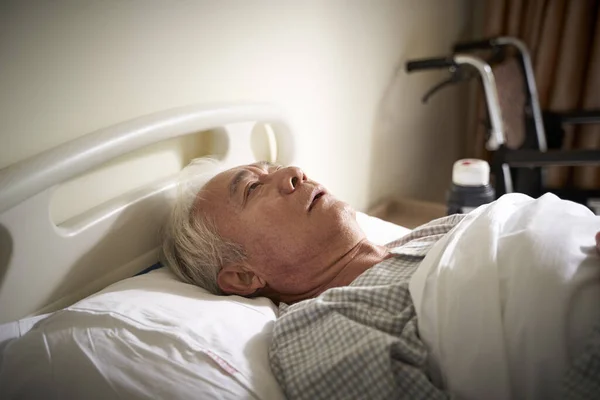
[563,321,600,399]
[269,214,465,400]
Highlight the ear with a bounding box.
[217,263,266,296]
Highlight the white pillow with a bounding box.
[0,212,409,399]
[0,268,284,399]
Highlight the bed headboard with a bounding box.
[0,104,295,323]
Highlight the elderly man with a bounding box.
[164,160,393,303]
[163,161,600,400]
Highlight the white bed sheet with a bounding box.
[411,193,600,400]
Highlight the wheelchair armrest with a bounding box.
[504,149,600,167]
[544,110,600,126]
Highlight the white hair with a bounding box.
[161,158,247,294]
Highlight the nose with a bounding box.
[275,166,307,194]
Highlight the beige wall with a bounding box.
[0,0,474,214]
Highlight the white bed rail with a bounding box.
[0,103,294,214]
[0,103,295,323]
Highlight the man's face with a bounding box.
[194,162,365,297]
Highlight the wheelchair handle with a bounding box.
[452,36,548,151]
[453,38,497,52]
[405,57,457,72]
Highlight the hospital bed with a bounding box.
[0,104,411,399]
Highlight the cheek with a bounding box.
[246,222,306,262]
[233,198,359,267]
[242,220,311,267]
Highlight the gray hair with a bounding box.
[161,158,247,294]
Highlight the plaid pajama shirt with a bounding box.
[269,212,600,400]
[269,214,465,400]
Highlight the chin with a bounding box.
[311,202,363,248]
[330,200,359,228]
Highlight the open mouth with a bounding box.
[308,191,326,212]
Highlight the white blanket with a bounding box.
[410,193,600,400]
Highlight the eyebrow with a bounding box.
[229,161,278,200]
[229,170,251,200]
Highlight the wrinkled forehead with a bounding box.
[195,166,242,206]
[206,166,243,191]
[206,161,279,192]
[193,161,276,209]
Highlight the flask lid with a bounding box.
[452,159,490,186]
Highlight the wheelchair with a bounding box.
[406,36,600,214]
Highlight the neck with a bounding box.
[265,239,391,304]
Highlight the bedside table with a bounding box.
[367,198,447,229]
